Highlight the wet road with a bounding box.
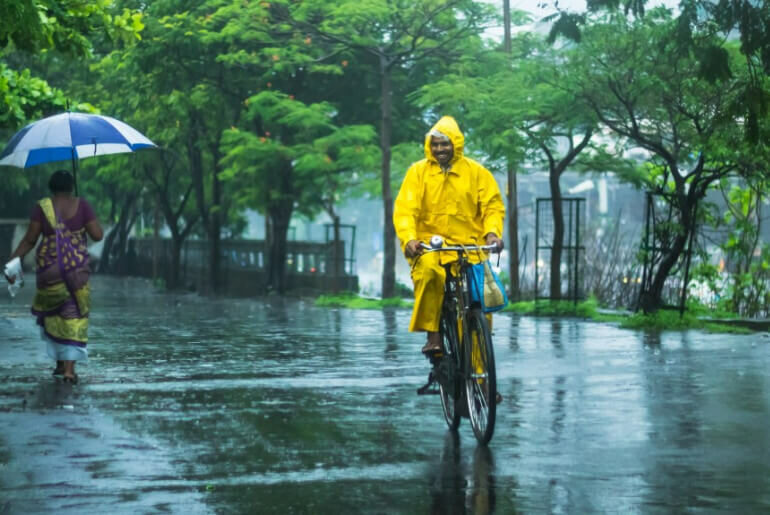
[1,276,769,513]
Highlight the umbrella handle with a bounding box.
[70,149,79,196]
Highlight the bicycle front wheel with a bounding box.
[439,312,462,431]
[464,308,497,445]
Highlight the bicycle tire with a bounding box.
[464,308,496,445]
[439,311,462,431]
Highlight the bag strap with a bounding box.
[38,198,57,228]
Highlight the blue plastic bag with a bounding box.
[469,260,508,313]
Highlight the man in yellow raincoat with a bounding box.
[393,116,505,355]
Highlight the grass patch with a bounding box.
[315,293,412,309]
[315,293,754,334]
[620,309,753,334]
[504,297,619,320]
[504,298,753,333]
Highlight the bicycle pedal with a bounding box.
[426,352,444,366]
[416,383,440,395]
[416,371,440,395]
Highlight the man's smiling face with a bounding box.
[430,136,453,166]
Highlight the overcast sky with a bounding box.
[481,0,679,40]
[479,0,587,40]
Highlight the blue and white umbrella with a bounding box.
[0,112,156,169]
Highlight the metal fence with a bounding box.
[126,238,358,295]
[534,198,586,302]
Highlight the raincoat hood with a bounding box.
[424,116,464,164]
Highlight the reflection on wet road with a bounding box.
[1,276,769,513]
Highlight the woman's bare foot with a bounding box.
[62,360,77,384]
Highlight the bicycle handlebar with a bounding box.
[419,242,501,254]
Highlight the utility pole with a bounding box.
[503,0,520,300]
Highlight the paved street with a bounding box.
[1,276,769,513]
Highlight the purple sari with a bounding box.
[30,198,93,360]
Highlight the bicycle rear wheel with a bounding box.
[464,308,497,445]
[438,312,462,431]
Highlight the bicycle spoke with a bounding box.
[438,308,462,431]
[465,308,496,445]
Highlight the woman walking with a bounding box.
[4,170,103,383]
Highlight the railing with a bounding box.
[125,238,357,295]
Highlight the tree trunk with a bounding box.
[507,164,519,300]
[645,231,689,312]
[380,57,395,299]
[167,237,181,290]
[153,201,160,281]
[503,0,518,300]
[187,111,216,294]
[209,145,223,294]
[267,203,293,293]
[550,173,564,299]
[332,213,341,293]
[99,193,137,273]
[644,194,693,312]
[99,225,118,273]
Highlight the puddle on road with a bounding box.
[1,276,769,513]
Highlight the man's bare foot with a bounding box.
[421,332,441,354]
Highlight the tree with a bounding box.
[112,0,357,293]
[276,0,497,297]
[0,1,143,131]
[574,11,749,311]
[220,91,379,293]
[547,0,770,143]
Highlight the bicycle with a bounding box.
[416,236,499,445]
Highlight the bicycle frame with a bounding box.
[418,240,500,443]
[420,241,499,319]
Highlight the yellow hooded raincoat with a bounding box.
[393,116,505,332]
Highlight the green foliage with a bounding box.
[504,297,608,319]
[548,0,770,143]
[0,63,66,130]
[0,1,144,133]
[684,296,736,320]
[219,91,379,219]
[503,296,753,333]
[395,280,414,298]
[694,180,770,318]
[0,1,142,56]
[620,310,752,334]
[315,293,411,309]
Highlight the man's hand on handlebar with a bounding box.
[405,240,424,258]
[485,233,504,252]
